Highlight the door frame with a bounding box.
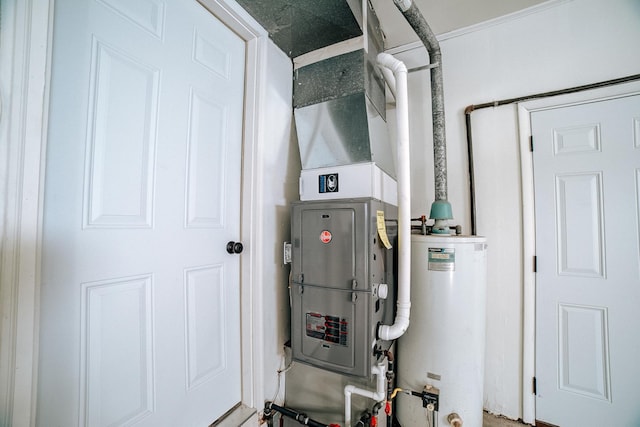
[517,80,640,424]
[0,0,53,425]
[0,0,270,424]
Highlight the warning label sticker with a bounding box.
[305,312,348,346]
[428,248,455,271]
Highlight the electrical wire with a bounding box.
[272,275,294,406]
[271,349,294,405]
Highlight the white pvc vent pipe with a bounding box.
[344,363,386,427]
[341,51,410,427]
[376,53,411,341]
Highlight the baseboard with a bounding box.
[210,403,257,427]
[536,420,560,427]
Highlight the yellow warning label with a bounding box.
[376,210,392,249]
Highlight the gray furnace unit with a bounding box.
[290,198,397,378]
[285,0,396,384]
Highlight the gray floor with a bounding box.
[483,412,531,427]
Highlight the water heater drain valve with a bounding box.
[447,412,463,427]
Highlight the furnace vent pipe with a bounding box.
[376,53,410,341]
[393,0,452,227]
[344,363,387,427]
[379,66,397,99]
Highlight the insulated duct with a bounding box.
[392,0,452,231]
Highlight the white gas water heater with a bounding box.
[397,234,488,427]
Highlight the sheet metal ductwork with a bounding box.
[238,0,453,227]
[235,0,393,179]
[235,0,365,58]
[292,1,394,179]
[293,50,394,178]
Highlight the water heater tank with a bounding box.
[397,235,488,427]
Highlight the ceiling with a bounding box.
[371,0,550,48]
[234,0,551,57]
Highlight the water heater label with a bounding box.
[318,173,339,193]
[428,248,455,271]
[305,312,348,346]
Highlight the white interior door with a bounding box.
[533,94,640,426]
[37,0,246,425]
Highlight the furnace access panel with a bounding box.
[290,198,397,378]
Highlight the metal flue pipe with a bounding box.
[392,0,452,227]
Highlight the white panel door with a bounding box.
[533,94,640,426]
[38,0,245,425]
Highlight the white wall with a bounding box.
[258,40,299,405]
[391,0,640,420]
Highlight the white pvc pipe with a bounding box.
[379,66,397,99]
[344,363,387,427]
[376,52,411,341]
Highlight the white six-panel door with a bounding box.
[38,0,245,425]
[533,94,640,426]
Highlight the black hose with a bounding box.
[264,402,332,427]
[357,412,370,427]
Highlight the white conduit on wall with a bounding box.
[376,52,411,341]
